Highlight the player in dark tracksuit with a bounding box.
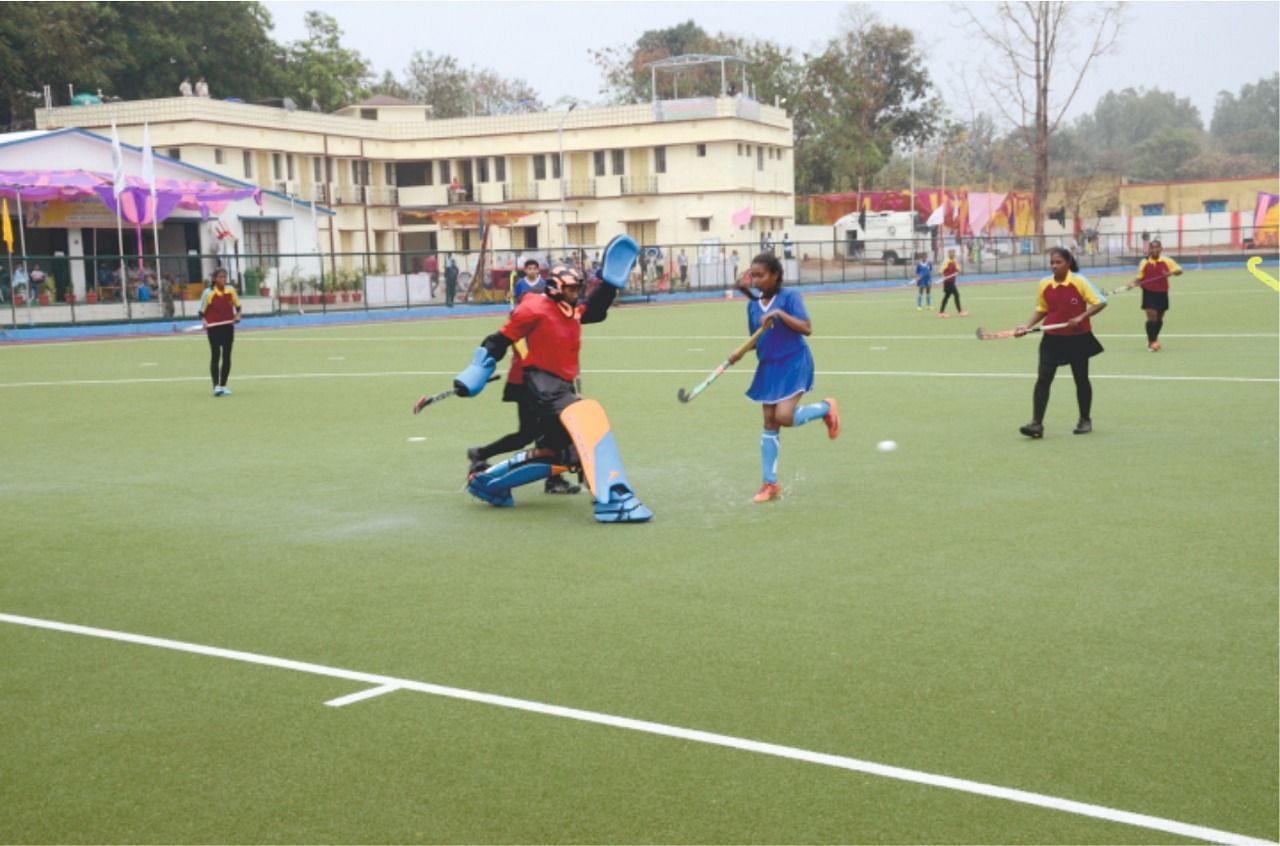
[198,269,241,397]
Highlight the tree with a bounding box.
[104,2,285,103]
[590,20,719,103]
[280,11,371,112]
[367,70,410,102]
[959,2,1122,238]
[792,10,939,194]
[1210,74,1279,167]
[1130,126,1203,181]
[398,51,539,118]
[0,3,114,127]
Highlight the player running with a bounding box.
[730,253,840,503]
[451,236,651,523]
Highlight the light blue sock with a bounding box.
[761,429,779,483]
[792,400,829,427]
[917,291,922,306]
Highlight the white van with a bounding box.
[834,210,932,265]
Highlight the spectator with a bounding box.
[179,77,194,97]
[195,77,210,98]
[678,249,688,287]
[444,254,459,307]
[425,253,439,298]
[782,232,794,259]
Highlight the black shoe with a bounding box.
[1019,422,1044,439]
[544,474,581,494]
[1073,419,1092,435]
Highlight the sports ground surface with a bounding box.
[1,266,1276,844]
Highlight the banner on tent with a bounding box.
[25,198,127,229]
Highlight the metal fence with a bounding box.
[2,229,1274,330]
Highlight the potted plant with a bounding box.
[37,276,55,306]
[65,289,77,304]
[85,289,98,304]
[350,269,364,303]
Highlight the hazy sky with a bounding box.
[262,1,1280,126]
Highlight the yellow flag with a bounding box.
[2,196,12,254]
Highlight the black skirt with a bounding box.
[1141,289,1170,312]
[1039,332,1104,367]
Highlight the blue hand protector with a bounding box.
[453,346,496,397]
[600,234,639,289]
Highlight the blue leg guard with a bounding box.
[560,399,653,524]
[466,450,553,508]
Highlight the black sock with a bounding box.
[1153,319,1163,340]
[1145,321,1157,343]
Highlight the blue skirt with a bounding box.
[746,348,815,403]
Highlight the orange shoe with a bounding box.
[752,482,781,503]
[1149,341,1161,352]
[822,397,841,440]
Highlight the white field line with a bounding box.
[133,331,1278,342]
[0,368,1275,390]
[0,613,1273,846]
[325,683,401,708]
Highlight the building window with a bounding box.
[360,108,377,120]
[477,157,489,183]
[286,154,295,181]
[439,161,450,184]
[551,154,560,180]
[533,155,547,180]
[495,157,505,181]
[698,217,711,232]
[736,143,743,156]
[1140,203,1164,216]
[654,146,666,174]
[696,143,707,157]
[272,153,283,180]
[313,157,323,183]
[385,163,395,186]
[1203,199,1227,214]
[242,219,279,267]
[611,149,625,174]
[214,148,224,165]
[758,146,764,171]
[423,161,434,185]
[593,151,605,176]
[166,147,181,161]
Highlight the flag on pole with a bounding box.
[925,204,946,227]
[110,122,125,199]
[730,205,753,228]
[2,197,12,253]
[141,123,156,199]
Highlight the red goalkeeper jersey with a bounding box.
[499,293,583,381]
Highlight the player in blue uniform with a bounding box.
[730,253,840,502]
[914,253,933,310]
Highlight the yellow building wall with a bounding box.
[1120,176,1280,216]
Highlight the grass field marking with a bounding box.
[1,368,1276,391]
[325,683,403,708]
[2,612,1274,846]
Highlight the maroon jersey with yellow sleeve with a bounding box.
[1036,273,1103,335]
[499,293,583,382]
[1137,256,1181,293]
[199,286,241,324]
[942,258,960,282]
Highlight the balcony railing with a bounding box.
[564,178,596,198]
[504,182,539,201]
[621,175,659,195]
[363,185,399,205]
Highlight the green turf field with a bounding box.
[1,267,1276,845]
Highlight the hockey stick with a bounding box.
[173,318,237,334]
[412,374,500,415]
[1103,271,1171,297]
[677,321,769,403]
[975,322,1070,341]
[1247,256,1280,292]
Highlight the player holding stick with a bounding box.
[1014,247,1107,438]
[451,236,651,523]
[1133,238,1182,352]
[198,269,241,397]
[730,253,839,503]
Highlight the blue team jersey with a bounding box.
[916,261,933,285]
[748,287,810,362]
